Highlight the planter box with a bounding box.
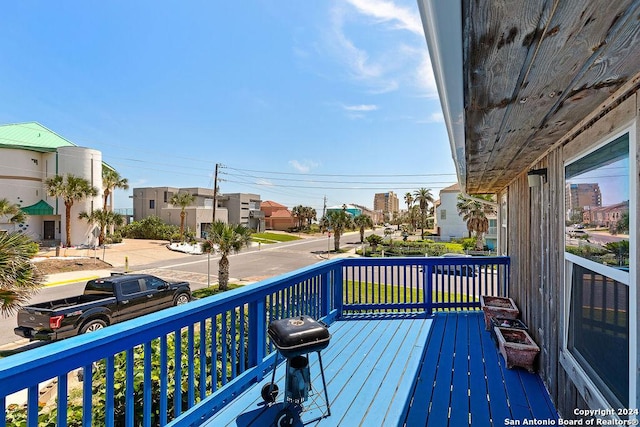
[494,327,540,372]
[480,295,519,330]
[489,317,528,345]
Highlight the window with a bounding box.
[568,264,628,406]
[440,209,446,220]
[488,219,497,236]
[144,276,166,290]
[565,133,629,266]
[84,280,114,295]
[564,132,631,407]
[120,280,142,295]
[149,200,155,209]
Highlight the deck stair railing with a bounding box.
[0,256,509,427]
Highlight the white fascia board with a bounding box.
[417,0,466,192]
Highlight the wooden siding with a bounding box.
[501,91,638,417]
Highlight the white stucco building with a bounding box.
[434,183,497,250]
[0,122,104,246]
[434,184,468,241]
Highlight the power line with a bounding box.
[223,165,456,178]
[222,177,456,190]
[222,171,453,185]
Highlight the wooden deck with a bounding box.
[201,312,557,427]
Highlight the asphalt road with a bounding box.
[0,231,369,348]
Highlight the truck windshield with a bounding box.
[85,279,114,295]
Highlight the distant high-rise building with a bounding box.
[373,191,399,219]
[565,183,601,221]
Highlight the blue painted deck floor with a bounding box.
[203,312,557,427]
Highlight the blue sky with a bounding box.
[1,0,457,213]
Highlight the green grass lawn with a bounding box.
[192,283,243,298]
[252,232,302,244]
[343,281,478,307]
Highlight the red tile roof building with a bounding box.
[261,201,296,231]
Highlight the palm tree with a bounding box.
[102,168,129,212]
[170,192,195,242]
[407,205,421,232]
[456,194,496,250]
[414,188,434,239]
[292,205,316,230]
[79,209,124,246]
[302,206,317,228]
[404,192,414,212]
[292,205,304,229]
[321,209,354,252]
[0,198,26,225]
[0,232,43,316]
[202,221,252,291]
[45,174,99,246]
[353,214,373,243]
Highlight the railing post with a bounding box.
[503,258,510,296]
[331,263,343,318]
[424,264,433,315]
[321,270,331,318]
[248,300,266,375]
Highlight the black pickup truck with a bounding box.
[14,274,191,341]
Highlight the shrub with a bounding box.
[457,237,476,251]
[120,216,178,240]
[365,234,384,247]
[104,231,123,244]
[192,283,242,298]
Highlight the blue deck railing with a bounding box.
[0,256,509,427]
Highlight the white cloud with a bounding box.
[319,1,435,96]
[329,7,385,84]
[256,178,273,186]
[343,104,378,112]
[345,0,423,35]
[418,111,444,123]
[289,159,320,173]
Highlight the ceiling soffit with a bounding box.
[463,0,640,193]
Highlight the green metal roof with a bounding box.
[20,200,54,216]
[0,122,76,152]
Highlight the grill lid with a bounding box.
[268,315,330,356]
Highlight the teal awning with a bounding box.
[20,200,54,216]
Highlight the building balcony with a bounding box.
[0,256,557,426]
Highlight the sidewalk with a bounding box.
[38,239,193,286]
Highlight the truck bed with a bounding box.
[23,295,114,311]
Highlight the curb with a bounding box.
[45,275,103,288]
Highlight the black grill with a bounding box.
[262,316,332,424]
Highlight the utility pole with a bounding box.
[322,195,327,219]
[212,163,219,224]
[208,163,220,288]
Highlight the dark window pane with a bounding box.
[84,280,114,295]
[144,276,165,290]
[569,264,628,406]
[120,280,142,295]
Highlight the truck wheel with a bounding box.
[80,319,107,334]
[174,293,190,306]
